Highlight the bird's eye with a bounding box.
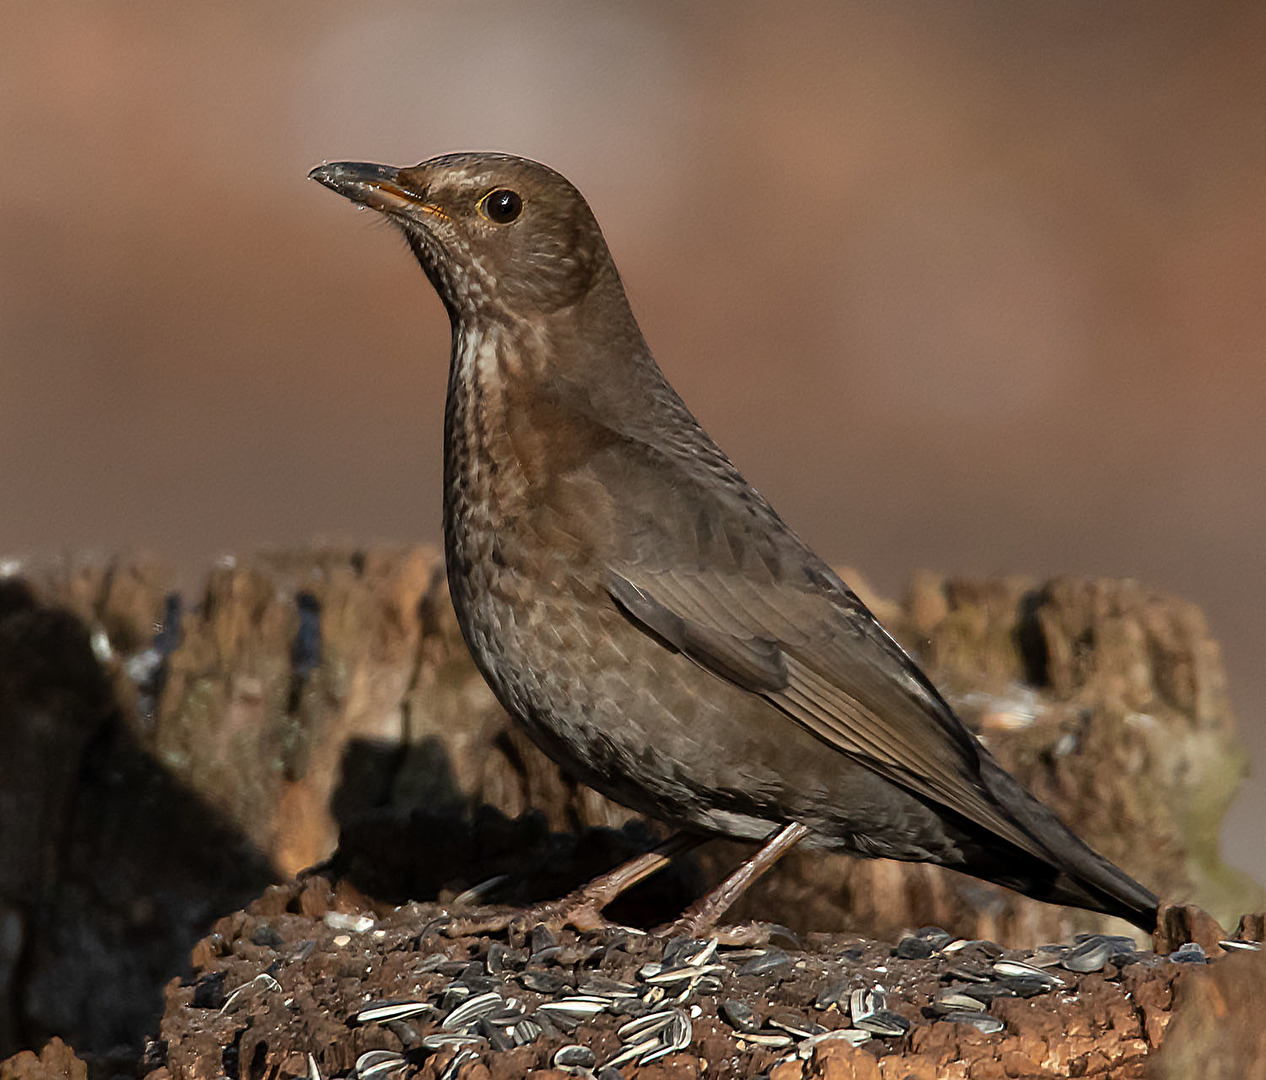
[479,188,523,224]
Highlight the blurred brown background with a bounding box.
[2,1,1263,881]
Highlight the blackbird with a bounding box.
[310,153,1159,935]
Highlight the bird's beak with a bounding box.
[308,161,439,218]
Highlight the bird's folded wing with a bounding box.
[607,564,1048,861]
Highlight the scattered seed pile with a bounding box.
[131,879,1263,1080]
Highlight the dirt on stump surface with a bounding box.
[95,878,1258,1080]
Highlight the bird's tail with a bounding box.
[976,755,1159,932]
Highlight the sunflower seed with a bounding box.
[942,1010,1004,1035]
[355,1051,405,1080]
[997,975,1057,998]
[511,1019,542,1046]
[355,999,437,1024]
[605,1036,659,1069]
[1219,939,1262,952]
[895,936,934,960]
[554,1045,597,1069]
[442,990,502,1030]
[537,995,611,1017]
[306,1053,322,1080]
[439,1050,479,1080]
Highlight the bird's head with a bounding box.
[309,152,617,324]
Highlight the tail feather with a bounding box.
[977,755,1159,932]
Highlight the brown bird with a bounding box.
[309,153,1159,937]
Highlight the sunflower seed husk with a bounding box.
[665,1009,692,1049]
[933,990,987,1013]
[737,1032,794,1048]
[519,971,568,994]
[1169,942,1208,964]
[941,964,991,984]
[220,973,282,1014]
[797,1028,871,1056]
[1061,936,1112,973]
[942,1010,1004,1035]
[439,984,471,1012]
[737,948,791,977]
[325,912,375,933]
[721,999,761,1033]
[618,1009,676,1041]
[484,1002,528,1025]
[578,976,639,998]
[306,1053,322,1080]
[355,999,437,1024]
[769,1014,825,1039]
[416,952,449,973]
[814,980,850,1010]
[1028,944,1068,967]
[993,959,1062,984]
[1220,939,1262,952]
[354,1050,405,1080]
[848,988,885,1022]
[854,1009,910,1037]
[605,1036,659,1069]
[421,1032,483,1051]
[480,1018,514,1053]
[644,964,726,987]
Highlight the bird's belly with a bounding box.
[446,531,953,859]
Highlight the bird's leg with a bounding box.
[656,822,810,945]
[443,831,704,938]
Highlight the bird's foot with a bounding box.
[442,896,619,942]
[652,917,796,947]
